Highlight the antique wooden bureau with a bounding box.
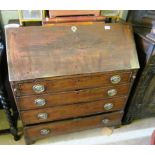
[6,23,139,144]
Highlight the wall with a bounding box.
[0,10,128,27]
[119,10,128,20]
[0,10,18,26]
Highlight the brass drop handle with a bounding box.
[35,98,46,107]
[32,84,45,93]
[37,113,48,120]
[102,119,110,124]
[104,103,114,110]
[40,129,50,135]
[107,89,117,97]
[110,75,121,84]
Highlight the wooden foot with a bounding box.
[24,137,35,145]
[114,124,121,129]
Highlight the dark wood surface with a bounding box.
[0,24,19,140]
[24,111,123,144]
[123,26,155,123]
[127,10,155,27]
[6,23,139,144]
[49,10,100,18]
[15,71,132,96]
[21,97,126,125]
[17,83,130,110]
[43,16,105,24]
[6,23,139,82]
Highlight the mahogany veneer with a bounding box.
[6,23,139,144]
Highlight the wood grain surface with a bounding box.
[49,10,100,18]
[6,23,139,82]
[24,111,123,142]
[17,83,130,110]
[21,97,126,125]
[16,71,132,96]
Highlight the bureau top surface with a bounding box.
[6,23,139,81]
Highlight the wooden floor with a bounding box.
[0,109,154,145]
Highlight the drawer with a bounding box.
[16,71,132,96]
[17,84,130,110]
[21,97,126,125]
[24,111,123,141]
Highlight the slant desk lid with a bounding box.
[6,23,139,82]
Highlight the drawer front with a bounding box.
[24,111,123,140]
[16,71,132,96]
[17,84,130,110]
[21,97,126,125]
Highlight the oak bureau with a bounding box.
[6,23,139,144]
